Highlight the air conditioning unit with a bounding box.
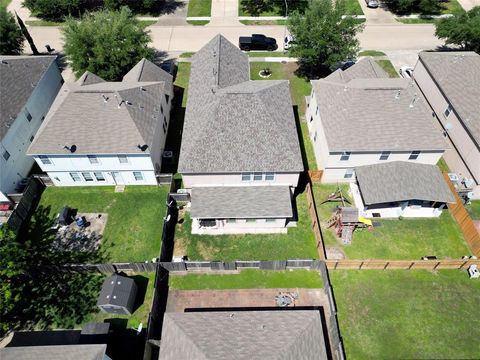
[177,189,188,194]
[448,173,459,183]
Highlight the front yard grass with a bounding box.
[344,0,364,15]
[174,191,318,261]
[375,59,399,78]
[169,269,323,289]
[358,50,386,57]
[34,186,169,262]
[86,272,155,329]
[187,0,211,17]
[313,183,471,259]
[330,270,480,359]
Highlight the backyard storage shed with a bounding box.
[97,274,137,315]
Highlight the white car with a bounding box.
[399,66,414,78]
[284,34,294,50]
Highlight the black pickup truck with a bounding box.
[239,34,277,51]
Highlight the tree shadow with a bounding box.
[155,0,188,16]
[294,61,332,80]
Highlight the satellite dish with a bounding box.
[467,192,474,199]
[445,123,453,130]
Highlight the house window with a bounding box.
[344,169,354,179]
[30,135,34,142]
[94,172,105,181]
[70,172,81,182]
[165,94,169,104]
[409,151,420,160]
[39,155,52,165]
[82,172,93,181]
[133,171,144,181]
[226,219,236,223]
[253,172,263,181]
[41,115,45,121]
[444,104,453,117]
[24,108,32,122]
[246,219,256,223]
[3,150,10,161]
[265,172,275,181]
[160,105,163,114]
[340,152,351,161]
[88,155,99,164]
[118,155,128,163]
[313,131,317,142]
[266,218,276,223]
[379,151,391,161]
[310,116,313,122]
[315,107,319,115]
[241,173,252,181]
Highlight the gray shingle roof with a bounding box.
[123,58,173,94]
[190,186,293,218]
[311,71,447,152]
[326,57,389,83]
[0,344,107,360]
[76,71,105,86]
[97,274,135,307]
[159,310,327,360]
[355,161,455,205]
[0,55,57,141]
[178,35,303,173]
[418,51,480,148]
[28,59,172,155]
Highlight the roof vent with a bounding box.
[63,144,77,153]
[102,94,109,103]
[409,93,419,108]
[113,295,117,299]
[343,86,347,92]
[137,144,148,152]
[0,60,8,65]
[140,86,146,91]
[395,90,401,99]
[117,281,121,284]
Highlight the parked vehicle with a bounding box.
[160,60,177,80]
[366,0,379,7]
[239,34,277,51]
[399,66,414,78]
[284,34,294,50]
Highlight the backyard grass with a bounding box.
[466,201,480,220]
[169,269,323,289]
[86,272,155,329]
[187,0,211,17]
[174,191,318,261]
[34,186,169,262]
[358,50,386,57]
[313,184,471,259]
[436,157,450,172]
[330,270,480,359]
[375,59,399,78]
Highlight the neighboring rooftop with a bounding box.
[311,59,447,152]
[355,161,455,205]
[0,55,57,141]
[0,344,107,360]
[418,51,480,148]
[28,59,173,155]
[159,310,327,360]
[178,35,303,174]
[190,186,293,219]
[97,274,135,308]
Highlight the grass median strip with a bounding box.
[169,269,323,289]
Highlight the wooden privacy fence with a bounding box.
[443,173,480,257]
[55,258,480,274]
[308,170,324,183]
[7,177,45,232]
[305,182,326,260]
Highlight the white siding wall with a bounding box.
[33,154,156,186]
[182,173,300,189]
[0,62,62,195]
[306,88,444,183]
[414,61,480,189]
[191,217,289,235]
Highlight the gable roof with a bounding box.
[418,51,480,148]
[0,55,57,141]
[191,186,293,218]
[178,35,303,173]
[28,59,172,155]
[355,161,455,205]
[311,59,447,152]
[159,310,327,360]
[97,274,135,307]
[76,71,105,86]
[123,58,173,93]
[326,57,389,83]
[0,344,107,360]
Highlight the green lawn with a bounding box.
[395,17,438,23]
[169,269,323,289]
[174,191,318,261]
[175,62,190,107]
[442,0,464,13]
[436,157,450,172]
[34,186,169,262]
[247,51,290,57]
[179,52,195,58]
[344,0,364,15]
[313,184,471,259]
[466,201,480,220]
[187,20,209,25]
[239,19,287,25]
[358,50,386,57]
[86,272,155,329]
[375,59,399,78]
[187,0,211,17]
[331,270,480,359]
[0,0,11,7]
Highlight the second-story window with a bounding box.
[340,152,351,161]
[39,155,51,165]
[379,151,391,160]
[444,104,453,117]
[24,108,32,122]
[88,155,99,164]
[253,172,263,181]
[265,172,275,181]
[3,150,11,161]
[409,151,420,160]
[242,173,252,181]
[118,155,128,163]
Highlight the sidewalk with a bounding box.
[207,0,241,26]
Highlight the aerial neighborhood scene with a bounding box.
[1,0,480,359]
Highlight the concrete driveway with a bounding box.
[359,0,398,24]
[156,0,189,26]
[457,0,480,10]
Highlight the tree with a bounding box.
[62,7,155,81]
[240,0,307,16]
[384,0,442,15]
[23,0,85,21]
[435,7,480,53]
[0,7,24,55]
[287,0,363,76]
